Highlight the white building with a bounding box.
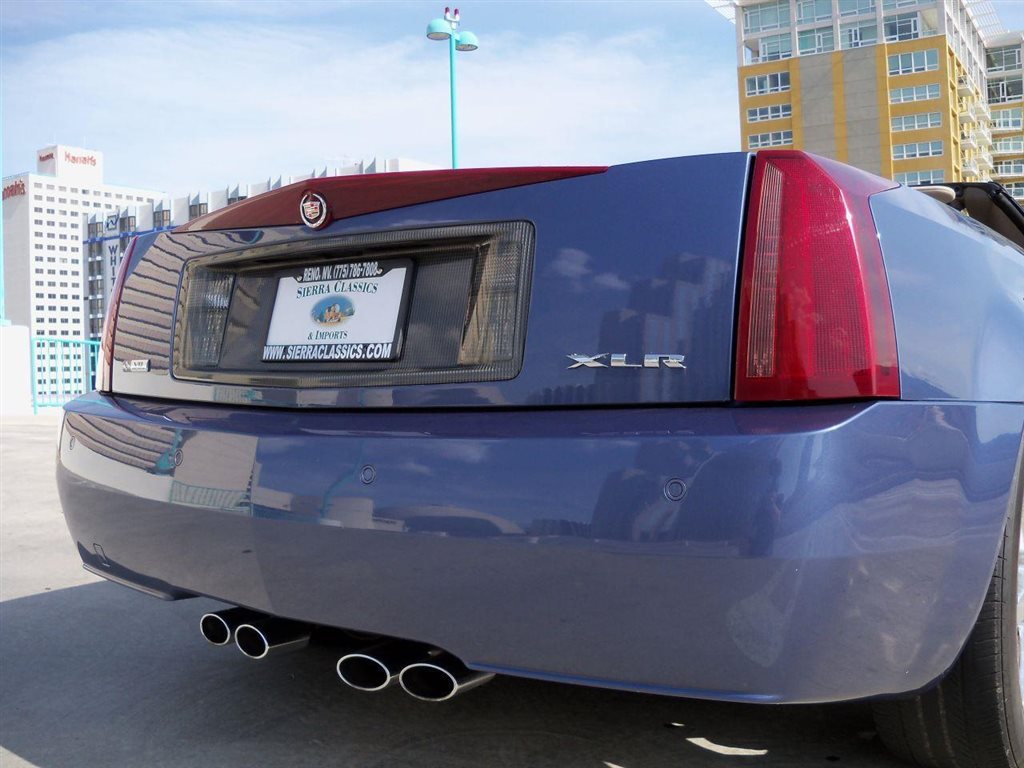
[2,145,437,403]
[2,146,165,401]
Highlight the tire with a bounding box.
[872,457,1024,768]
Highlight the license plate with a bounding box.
[262,258,411,362]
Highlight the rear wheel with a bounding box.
[872,463,1024,768]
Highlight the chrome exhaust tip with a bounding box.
[199,607,264,646]
[336,640,432,692]
[234,618,311,660]
[399,652,495,702]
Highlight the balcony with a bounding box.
[978,153,994,171]
[975,126,992,146]
[957,76,973,97]
[961,132,979,150]
[962,159,980,177]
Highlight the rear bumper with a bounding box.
[57,394,1023,703]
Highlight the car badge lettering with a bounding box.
[299,191,329,230]
[123,359,151,372]
[567,353,686,369]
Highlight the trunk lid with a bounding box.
[110,153,751,408]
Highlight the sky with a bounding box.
[2,1,1022,197]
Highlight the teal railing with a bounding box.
[30,336,101,413]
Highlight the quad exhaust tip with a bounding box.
[201,609,494,700]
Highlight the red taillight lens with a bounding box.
[734,150,900,402]
[97,237,137,393]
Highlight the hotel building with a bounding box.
[711,0,1023,198]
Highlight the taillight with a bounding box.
[734,150,900,402]
[97,237,137,393]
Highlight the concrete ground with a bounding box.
[0,414,907,768]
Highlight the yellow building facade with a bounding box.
[720,0,1023,199]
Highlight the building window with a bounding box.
[153,209,171,227]
[188,203,208,219]
[743,0,790,33]
[1005,182,1024,201]
[755,32,793,61]
[839,0,876,14]
[797,0,831,23]
[891,112,941,132]
[893,140,943,160]
[988,75,1023,105]
[747,103,793,122]
[748,130,794,149]
[890,83,940,103]
[118,216,136,233]
[884,12,919,42]
[798,25,835,55]
[992,107,1023,130]
[994,160,1024,175]
[986,45,1022,73]
[745,71,791,96]
[888,49,938,75]
[840,20,877,48]
[882,0,919,8]
[993,137,1024,154]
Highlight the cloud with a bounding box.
[594,272,630,291]
[1,19,740,195]
[550,247,592,280]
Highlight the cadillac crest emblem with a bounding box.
[299,191,329,230]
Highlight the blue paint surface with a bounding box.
[59,394,1023,702]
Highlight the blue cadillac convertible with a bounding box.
[57,151,1024,768]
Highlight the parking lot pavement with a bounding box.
[1,415,907,768]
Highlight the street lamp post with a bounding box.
[426,7,479,169]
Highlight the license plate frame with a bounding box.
[262,257,413,363]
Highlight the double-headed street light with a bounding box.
[426,7,479,169]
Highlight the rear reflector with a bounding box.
[97,237,137,393]
[735,151,900,401]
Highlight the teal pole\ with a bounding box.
[426,8,478,171]
[448,30,459,169]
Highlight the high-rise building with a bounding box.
[986,30,1024,197]
[2,146,437,402]
[2,146,165,399]
[710,0,1023,197]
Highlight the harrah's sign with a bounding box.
[64,150,97,167]
[38,152,55,163]
[3,180,26,200]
